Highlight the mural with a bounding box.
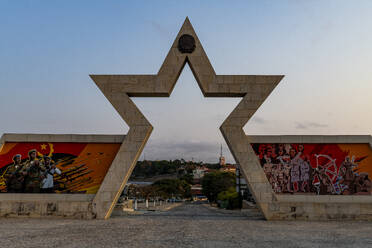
[251,143,372,195]
[0,142,120,194]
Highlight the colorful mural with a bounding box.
[251,143,372,195]
[0,142,120,194]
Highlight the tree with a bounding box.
[179,173,193,185]
[201,171,236,203]
[217,187,240,209]
[204,163,222,170]
[153,178,191,199]
[130,160,183,179]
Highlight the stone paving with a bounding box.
[1,203,372,248]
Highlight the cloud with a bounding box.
[251,116,266,124]
[308,122,328,128]
[295,123,308,129]
[295,121,328,129]
[149,20,172,39]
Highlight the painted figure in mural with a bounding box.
[308,166,316,193]
[339,156,354,178]
[283,162,292,193]
[261,147,273,164]
[354,174,363,193]
[294,145,311,192]
[340,157,356,194]
[314,161,340,195]
[262,148,274,189]
[289,148,300,193]
[299,159,310,192]
[263,162,272,179]
[271,164,281,192]
[277,144,285,156]
[25,149,38,167]
[277,148,291,193]
[259,144,325,194]
[4,154,25,193]
[41,156,61,193]
[360,173,372,193]
[313,165,330,194]
[276,163,284,193]
[276,149,290,164]
[23,151,45,193]
[320,175,332,195]
[254,143,372,195]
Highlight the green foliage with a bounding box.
[179,173,193,184]
[217,187,240,209]
[217,187,237,201]
[128,178,191,199]
[153,178,191,199]
[201,171,236,203]
[127,184,156,199]
[184,164,196,174]
[131,160,224,179]
[131,160,185,178]
[204,163,222,170]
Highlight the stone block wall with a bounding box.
[0,194,95,219]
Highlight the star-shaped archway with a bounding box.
[90,17,284,219]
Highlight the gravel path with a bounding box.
[1,203,372,248]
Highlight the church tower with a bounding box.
[219,144,226,166]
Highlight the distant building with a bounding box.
[219,144,226,166]
[191,167,208,200]
[191,184,202,198]
[192,166,208,180]
[218,145,236,173]
[220,165,236,173]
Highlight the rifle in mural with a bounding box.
[53,164,94,193]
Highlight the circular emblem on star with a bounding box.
[178,34,195,53]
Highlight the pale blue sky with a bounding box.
[0,1,371,162]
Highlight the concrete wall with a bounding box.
[0,194,95,218]
[0,133,125,144]
[271,195,372,220]
[0,133,124,219]
[246,135,372,220]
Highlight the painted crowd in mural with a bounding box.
[252,143,372,195]
[0,142,120,194]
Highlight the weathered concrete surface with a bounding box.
[0,194,95,219]
[1,203,372,248]
[0,133,125,145]
[270,196,372,221]
[248,135,372,146]
[0,134,123,219]
[245,135,372,220]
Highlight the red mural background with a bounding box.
[251,143,372,195]
[0,142,120,194]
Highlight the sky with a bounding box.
[0,1,371,163]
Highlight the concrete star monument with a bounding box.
[90,17,283,219]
